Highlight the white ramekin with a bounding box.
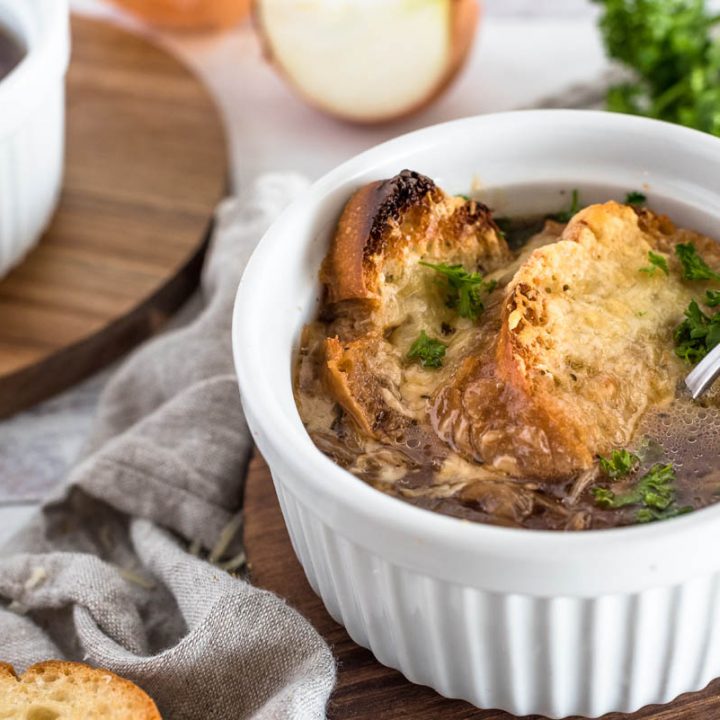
[233,111,720,718]
[0,0,69,277]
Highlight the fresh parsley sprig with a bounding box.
[640,250,669,277]
[550,189,581,223]
[420,261,496,321]
[592,462,692,523]
[625,190,647,205]
[636,505,693,523]
[407,330,446,369]
[598,449,640,479]
[675,243,720,281]
[674,299,720,363]
[593,0,720,136]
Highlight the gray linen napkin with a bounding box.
[0,173,336,719]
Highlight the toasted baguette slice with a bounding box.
[434,202,715,479]
[320,170,510,440]
[321,169,510,323]
[0,661,161,719]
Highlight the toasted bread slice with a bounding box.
[320,170,510,441]
[0,661,161,719]
[321,169,510,324]
[434,202,713,479]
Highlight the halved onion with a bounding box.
[255,0,480,123]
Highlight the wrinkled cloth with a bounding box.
[0,174,336,719]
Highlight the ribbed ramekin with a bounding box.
[0,0,69,277]
[233,111,720,718]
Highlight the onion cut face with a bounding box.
[255,0,480,123]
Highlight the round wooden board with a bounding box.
[0,16,227,418]
[245,451,720,720]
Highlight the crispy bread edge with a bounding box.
[4,660,162,719]
[320,170,438,304]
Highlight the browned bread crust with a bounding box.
[321,170,437,304]
[320,170,510,441]
[321,169,509,309]
[325,335,406,440]
[0,660,161,719]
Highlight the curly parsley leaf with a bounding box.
[674,299,720,363]
[550,189,581,223]
[420,261,496,320]
[625,190,647,205]
[706,289,720,307]
[640,250,670,276]
[592,463,690,522]
[636,505,693,523]
[599,449,640,479]
[407,330,447,369]
[593,0,720,136]
[675,242,720,281]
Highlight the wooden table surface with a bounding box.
[245,451,720,720]
[0,16,227,418]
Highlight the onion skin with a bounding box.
[110,0,251,31]
[254,0,481,125]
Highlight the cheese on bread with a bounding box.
[434,201,714,478]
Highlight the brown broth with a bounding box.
[294,213,720,531]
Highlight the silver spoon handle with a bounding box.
[685,343,720,399]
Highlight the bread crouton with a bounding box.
[0,660,161,719]
[434,202,710,479]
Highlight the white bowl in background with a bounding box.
[0,0,69,277]
[233,110,720,718]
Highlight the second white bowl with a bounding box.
[0,0,70,277]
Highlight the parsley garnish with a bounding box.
[407,330,446,369]
[592,462,691,523]
[598,449,640,479]
[706,289,720,307]
[551,189,581,223]
[674,299,720,363]
[636,505,693,523]
[593,0,720,136]
[456,193,471,201]
[675,243,720,281]
[639,250,669,277]
[625,190,647,205]
[420,261,496,320]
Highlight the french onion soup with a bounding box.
[294,170,720,530]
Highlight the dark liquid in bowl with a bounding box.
[0,25,24,82]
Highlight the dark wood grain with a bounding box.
[245,451,720,720]
[0,16,227,418]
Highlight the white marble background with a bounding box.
[0,0,611,537]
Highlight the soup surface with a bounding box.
[294,172,720,531]
[0,25,23,82]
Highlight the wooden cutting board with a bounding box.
[0,16,227,418]
[245,451,720,719]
